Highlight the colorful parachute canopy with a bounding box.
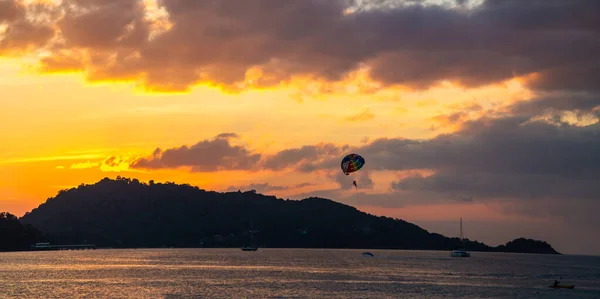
[341,153,365,175]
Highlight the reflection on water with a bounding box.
[1,249,599,298]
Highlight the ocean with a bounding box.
[0,248,599,298]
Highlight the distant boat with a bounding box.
[451,218,471,257]
[451,249,471,257]
[362,252,375,257]
[241,222,258,252]
[549,285,575,289]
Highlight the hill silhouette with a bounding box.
[19,177,559,254]
[0,212,42,251]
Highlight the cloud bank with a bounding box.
[1,0,598,93]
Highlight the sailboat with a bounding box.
[451,218,471,257]
[241,223,258,251]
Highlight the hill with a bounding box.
[495,238,559,255]
[0,212,42,251]
[19,177,559,254]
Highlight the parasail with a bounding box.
[341,153,366,204]
[341,153,365,175]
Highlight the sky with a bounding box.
[1,0,599,255]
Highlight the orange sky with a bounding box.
[1,53,533,217]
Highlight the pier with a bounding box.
[30,242,96,251]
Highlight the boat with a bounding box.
[451,218,471,257]
[451,249,471,257]
[362,252,375,257]
[549,285,575,289]
[241,222,258,251]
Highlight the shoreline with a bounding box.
[1,246,563,255]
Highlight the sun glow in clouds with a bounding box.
[142,0,173,41]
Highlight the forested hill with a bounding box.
[19,177,559,254]
[0,212,41,251]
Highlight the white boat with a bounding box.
[451,249,471,257]
[451,218,471,257]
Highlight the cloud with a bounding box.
[70,161,100,169]
[294,182,314,188]
[0,1,21,23]
[1,0,598,93]
[508,92,600,118]
[260,143,347,172]
[352,117,600,180]
[392,172,600,201]
[214,133,239,139]
[431,111,470,126]
[101,155,138,172]
[259,112,600,218]
[130,111,600,184]
[0,0,55,55]
[345,109,375,122]
[131,133,261,172]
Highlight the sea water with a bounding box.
[0,248,599,298]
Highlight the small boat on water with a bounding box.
[451,218,471,257]
[451,249,471,257]
[549,285,575,289]
[362,252,375,257]
[241,222,259,252]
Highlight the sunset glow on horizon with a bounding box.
[2,0,599,255]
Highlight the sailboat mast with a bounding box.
[460,218,463,241]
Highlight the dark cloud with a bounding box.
[431,111,470,127]
[0,20,54,52]
[103,156,121,167]
[0,0,596,93]
[358,117,600,180]
[261,144,347,172]
[0,0,22,22]
[57,0,147,49]
[131,133,261,172]
[0,1,55,55]
[131,138,347,173]
[362,0,600,91]
[509,92,600,116]
[215,112,599,181]
[214,132,239,139]
[393,172,600,201]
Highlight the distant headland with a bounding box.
[2,177,559,255]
